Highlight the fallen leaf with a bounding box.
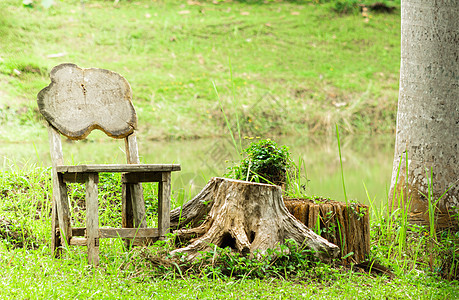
[291,11,300,15]
[178,10,191,15]
[265,23,272,27]
[240,11,250,15]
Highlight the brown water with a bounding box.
[0,132,394,208]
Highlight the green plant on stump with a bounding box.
[226,139,292,187]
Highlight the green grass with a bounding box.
[0,0,400,141]
[0,163,458,299]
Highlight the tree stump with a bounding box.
[170,177,340,262]
[284,198,370,263]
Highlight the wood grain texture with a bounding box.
[70,227,160,238]
[69,237,87,246]
[130,184,147,228]
[99,228,159,238]
[122,172,163,183]
[284,199,371,264]
[40,65,181,263]
[171,178,340,262]
[85,173,99,266]
[125,133,140,164]
[56,164,181,173]
[123,132,147,231]
[38,63,137,140]
[122,183,134,229]
[158,172,171,238]
[48,125,72,250]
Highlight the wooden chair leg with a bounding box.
[122,182,134,249]
[122,182,134,228]
[86,173,99,266]
[51,199,62,258]
[131,183,147,228]
[122,182,147,246]
[53,173,71,248]
[158,172,171,239]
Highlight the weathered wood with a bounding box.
[85,173,99,266]
[284,199,370,263]
[48,124,63,257]
[122,172,163,183]
[171,178,339,262]
[61,172,90,183]
[70,237,87,246]
[158,172,171,239]
[72,227,86,236]
[125,133,140,164]
[71,227,160,239]
[170,177,223,229]
[122,183,134,229]
[56,164,181,173]
[130,184,147,228]
[50,201,62,257]
[40,64,181,265]
[48,125,72,252]
[123,132,147,232]
[99,228,159,238]
[37,63,137,140]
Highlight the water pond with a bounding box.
[0,133,394,209]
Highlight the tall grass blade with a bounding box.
[335,124,348,205]
[228,57,243,153]
[212,81,241,156]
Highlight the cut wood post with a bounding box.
[284,199,370,263]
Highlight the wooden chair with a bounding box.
[37,63,180,266]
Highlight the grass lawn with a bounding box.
[0,0,400,140]
[0,160,457,299]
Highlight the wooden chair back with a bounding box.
[38,63,180,265]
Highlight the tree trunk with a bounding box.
[170,178,340,262]
[389,0,459,229]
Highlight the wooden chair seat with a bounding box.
[57,164,181,183]
[56,164,181,174]
[38,63,181,266]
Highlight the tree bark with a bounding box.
[284,199,370,264]
[171,178,340,262]
[389,0,459,229]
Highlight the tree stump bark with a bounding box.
[284,198,370,263]
[170,177,340,262]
